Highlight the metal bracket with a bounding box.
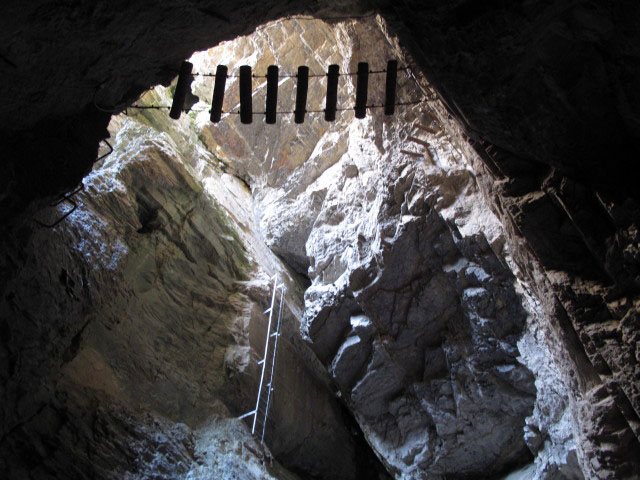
[96,139,113,163]
[33,139,113,229]
[238,410,256,420]
[33,185,83,228]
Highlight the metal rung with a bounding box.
[257,359,264,365]
[238,410,256,420]
[270,332,280,337]
[264,308,272,314]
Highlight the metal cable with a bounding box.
[126,98,428,116]
[190,66,409,78]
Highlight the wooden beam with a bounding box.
[169,61,193,120]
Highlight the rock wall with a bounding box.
[2,3,640,480]
[302,175,536,478]
[467,120,640,479]
[176,16,588,479]
[0,98,378,479]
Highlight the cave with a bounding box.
[1,2,640,479]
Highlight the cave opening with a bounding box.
[2,3,640,480]
[14,14,557,479]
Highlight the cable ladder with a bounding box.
[238,274,286,443]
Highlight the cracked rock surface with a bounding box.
[0,103,373,479]
[185,17,580,479]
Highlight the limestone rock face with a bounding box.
[0,108,368,479]
[303,207,536,478]
[182,16,569,479]
[188,17,417,277]
[3,5,640,480]
[517,293,584,480]
[0,15,592,480]
[283,119,539,477]
[469,136,640,479]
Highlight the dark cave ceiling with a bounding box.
[1,0,639,225]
